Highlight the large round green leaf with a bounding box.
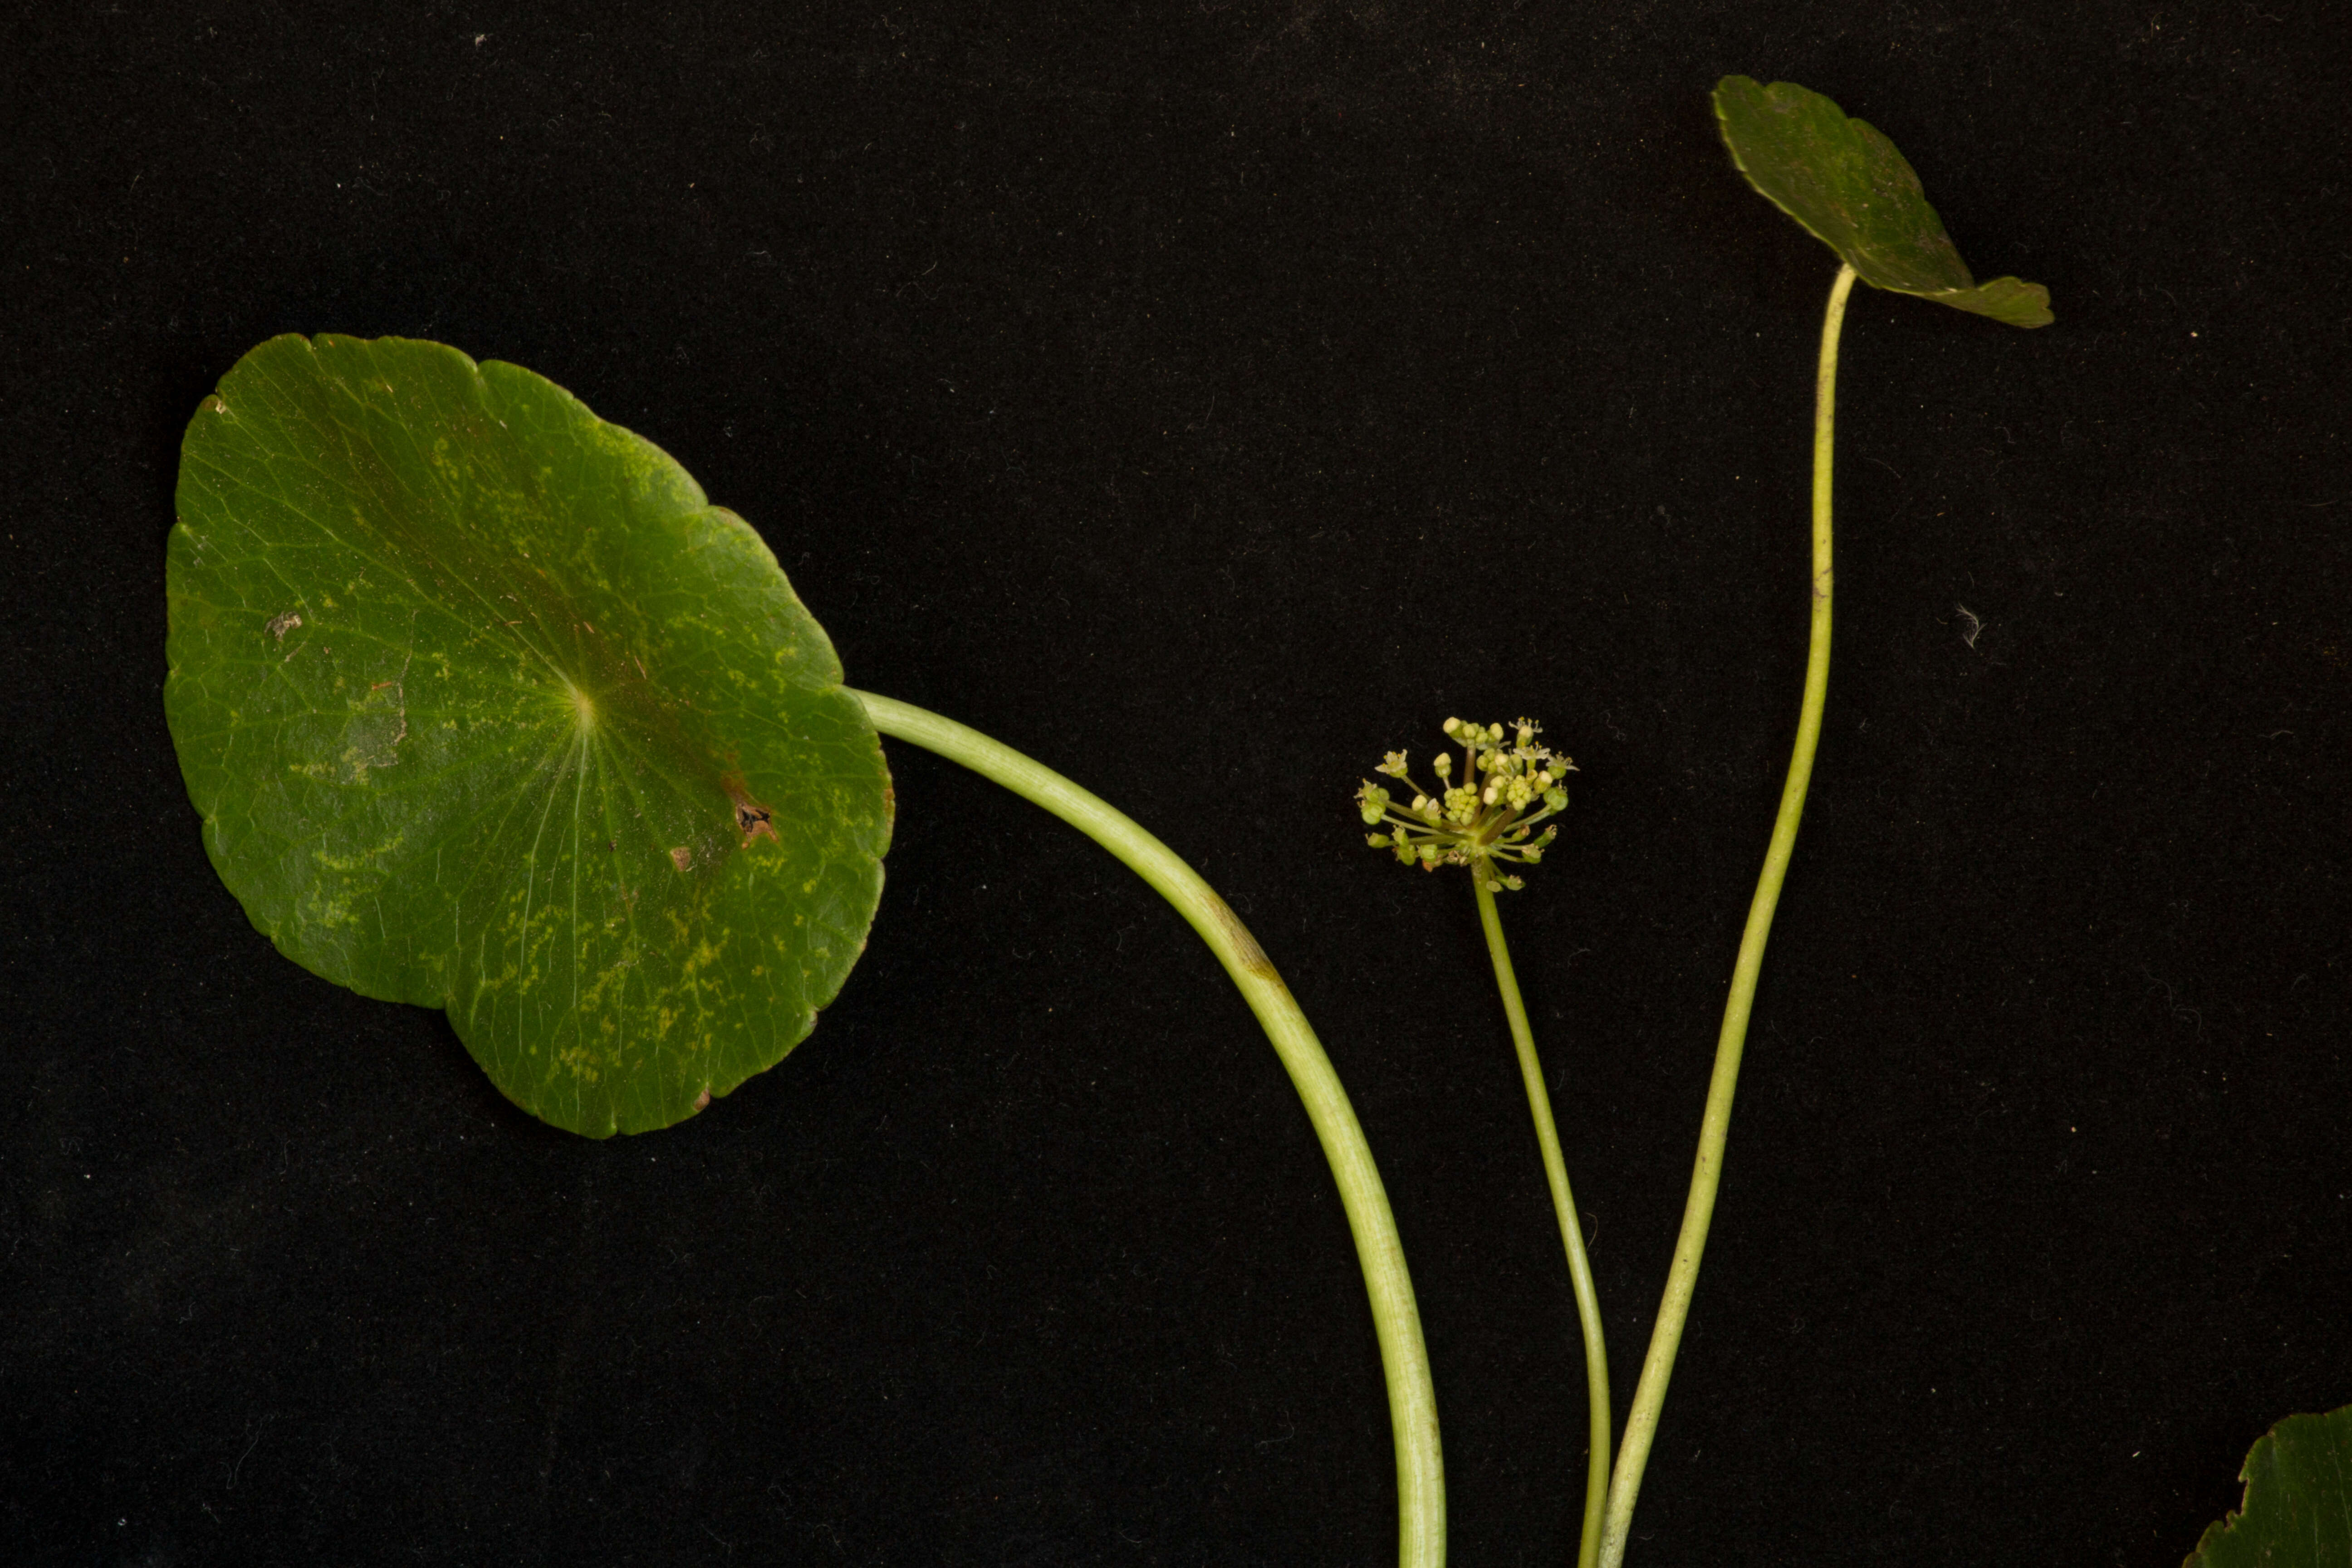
[165,335,892,1137]
[1714,75,2053,328]
[2185,1403,2352,1568]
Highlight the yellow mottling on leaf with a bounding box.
[578,961,626,1013]
[314,832,406,873]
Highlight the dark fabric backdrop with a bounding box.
[4,2,2347,1564]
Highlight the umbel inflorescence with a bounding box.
[1357,718,1574,892]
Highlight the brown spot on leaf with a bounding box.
[266,610,302,641]
[723,777,780,845]
[669,846,693,872]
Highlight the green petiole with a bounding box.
[854,689,1447,1568]
[1596,261,1856,1568]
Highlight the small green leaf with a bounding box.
[2184,1402,2352,1568]
[166,335,893,1137]
[1713,75,2053,328]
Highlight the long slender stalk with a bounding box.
[1596,262,1857,1568]
[1472,878,1611,1568]
[852,688,1446,1568]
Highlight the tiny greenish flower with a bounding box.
[1355,717,1575,892]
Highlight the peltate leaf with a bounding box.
[166,335,893,1137]
[2184,1402,2352,1568]
[1714,75,2053,328]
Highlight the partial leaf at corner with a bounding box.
[2184,1402,2352,1568]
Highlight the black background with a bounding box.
[5,2,2347,1564]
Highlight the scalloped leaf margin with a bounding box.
[2184,1402,2352,1568]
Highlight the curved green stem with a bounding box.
[1472,878,1611,1568]
[1596,261,1856,1568]
[852,689,1446,1568]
